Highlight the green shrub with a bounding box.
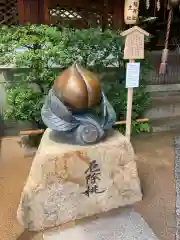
[0,25,151,133]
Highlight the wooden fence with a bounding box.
[48,0,115,29]
[0,0,123,29]
[0,0,18,25]
[149,51,180,85]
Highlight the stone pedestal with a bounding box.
[17,129,142,231]
[43,208,159,240]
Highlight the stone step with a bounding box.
[146,84,180,94]
[150,90,180,98]
[3,120,37,136]
[43,208,159,240]
[151,116,180,132]
[145,94,180,120]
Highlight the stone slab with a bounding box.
[17,128,142,231]
[43,208,159,240]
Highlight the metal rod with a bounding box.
[19,118,149,136]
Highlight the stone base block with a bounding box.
[43,208,159,240]
[17,129,142,231]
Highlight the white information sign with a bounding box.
[125,62,140,88]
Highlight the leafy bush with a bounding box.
[0,25,151,132]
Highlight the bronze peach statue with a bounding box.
[41,63,116,145]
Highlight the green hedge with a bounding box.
[0,25,151,133]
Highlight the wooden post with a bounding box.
[125,59,134,139]
[18,0,25,24]
[121,26,150,140]
[112,0,125,30]
[43,0,49,24]
[18,0,49,24]
[125,87,133,139]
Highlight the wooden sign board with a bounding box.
[121,26,149,60]
[120,26,150,140]
[124,32,144,59]
[124,0,139,25]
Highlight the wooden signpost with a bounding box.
[121,26,149,140]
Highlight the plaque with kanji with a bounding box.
[124,0,139,25]
[82,159,105,197]
[121,26,150,60]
